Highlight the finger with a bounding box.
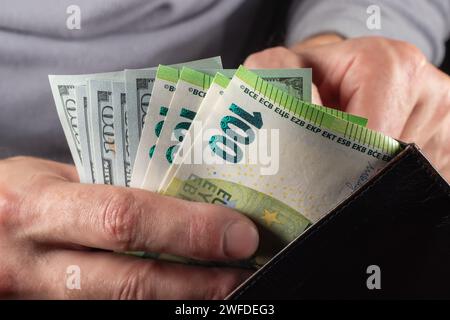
[400,66,450,147]
[295,38,424,137]
[244,46,302,69]
[0,156,79,185]
[311,83,323,105]
[292,41,352,108]
[33,250,251,299]
[23,179,259,261]
[342,69,416,137]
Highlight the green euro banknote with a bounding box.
[163,66,401,266]
[141,67,214,191]
[125,57,223,168]
[131,65,308,189]
[131,65,180,188]
[159,71,369,193]
[140,67,368,192]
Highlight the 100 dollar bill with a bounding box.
[112,81,131,187]
[75,85,96,183]
[88,80,116,185]
[49,71,124,181]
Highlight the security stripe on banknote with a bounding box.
[120,92,132,186]
[98,90,115,184]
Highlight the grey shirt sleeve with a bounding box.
[286,0,450,66]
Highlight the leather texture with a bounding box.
[229,144,450,299]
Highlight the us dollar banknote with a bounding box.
[75,85,96,183]
[49,71,124,181]
[49,58,221,182]
[49,77,84,180]
[88,80,116,185]
[112,81,131,187]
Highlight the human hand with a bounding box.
[0,157,258,299]
[244,36,450,181]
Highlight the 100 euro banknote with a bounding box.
[163,66,401,266]
[141,67,368,192]
[134,66,318,189]
[159,70,369,193]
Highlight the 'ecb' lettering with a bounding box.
[209,103,262,163]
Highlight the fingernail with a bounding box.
[223,222,259,259]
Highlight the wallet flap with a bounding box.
[228,144,450,299]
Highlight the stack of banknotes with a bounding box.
[49,56,401,267]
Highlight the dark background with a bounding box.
[442,41,450,74]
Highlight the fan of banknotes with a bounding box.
[49,56,401,266]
